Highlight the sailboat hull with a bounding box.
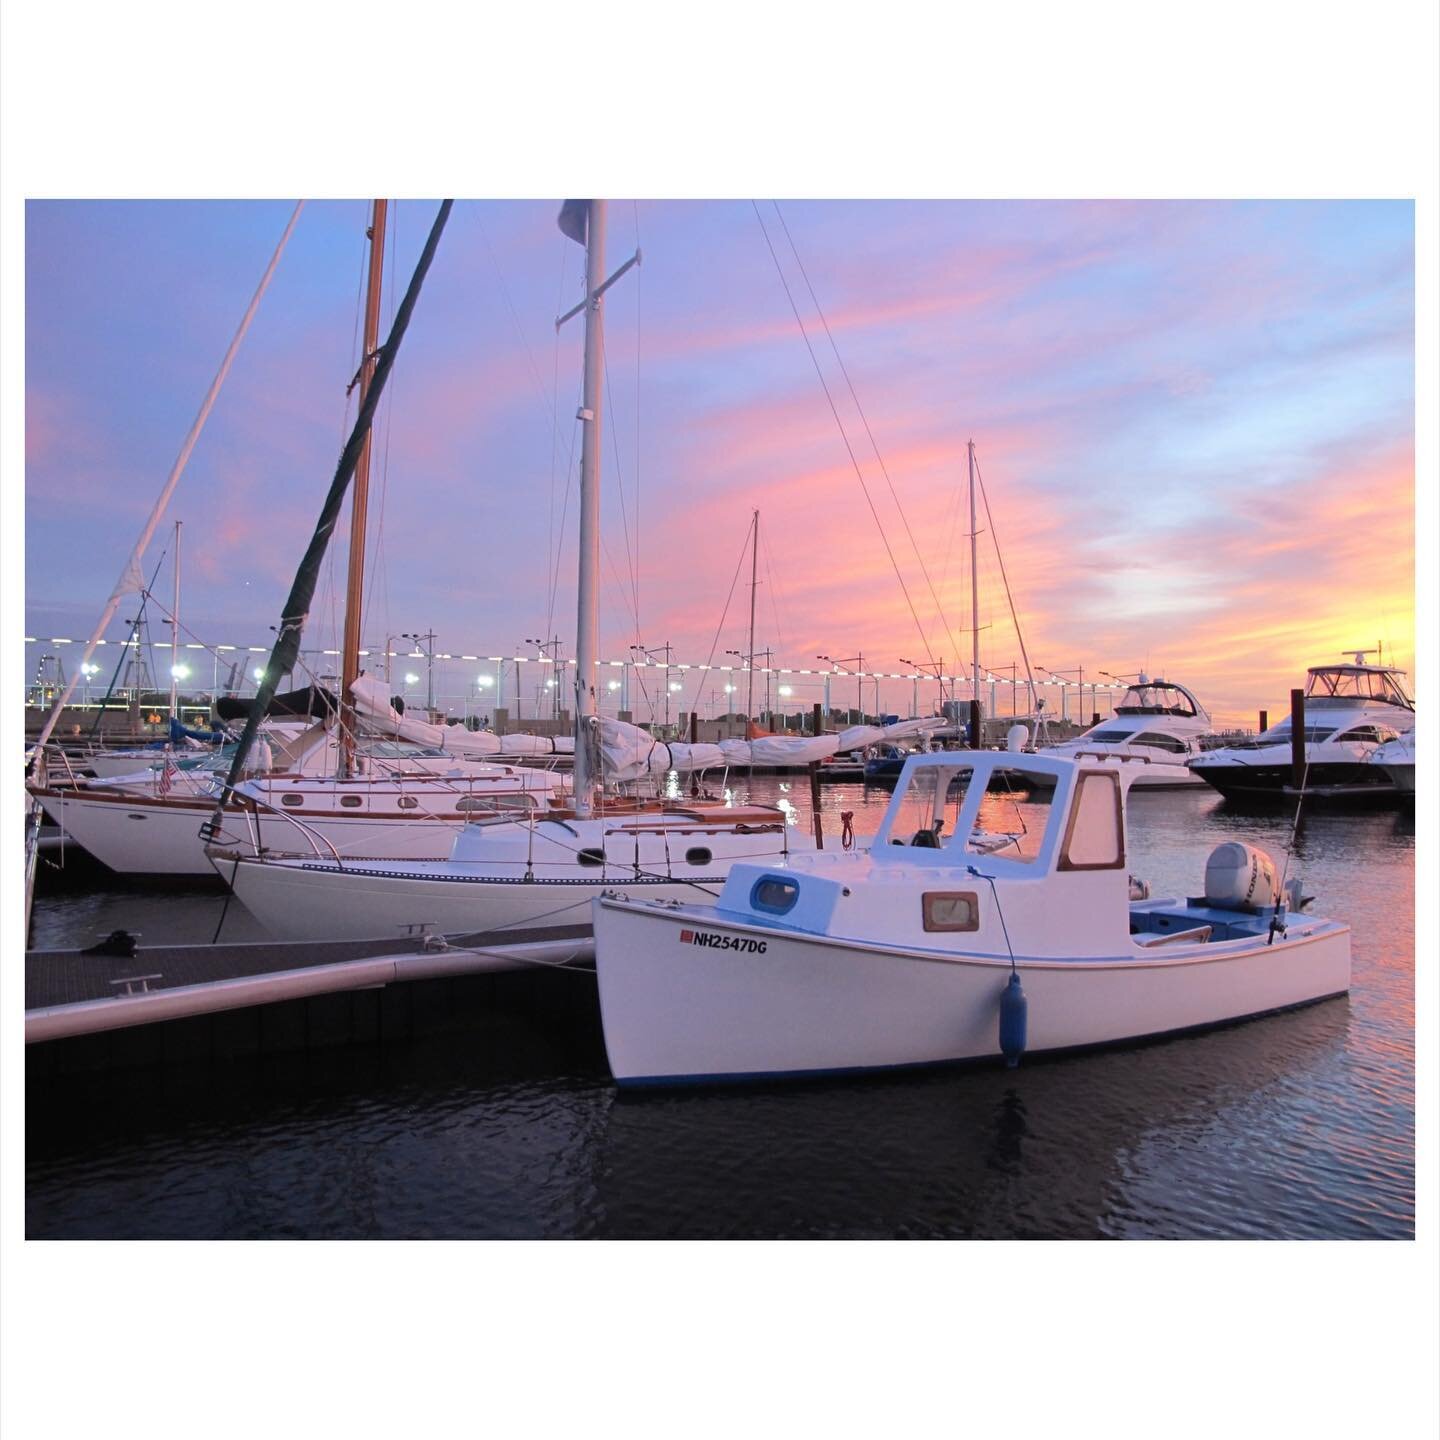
[32,788,473,876]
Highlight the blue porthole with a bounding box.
[750,874,799,915]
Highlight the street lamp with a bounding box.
[401,631,437,711]
[818,653,865,722]
[631,642,675,728]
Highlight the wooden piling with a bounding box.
[1289,688,1306,790]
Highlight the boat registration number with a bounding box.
[680,929,768,953]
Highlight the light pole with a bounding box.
[818,653,864,723]
[401,631,437,712]
[630,642,675,729]
[526,636,563,721]
[475,672,495,726]
[1039,665,1085,726]
[1098,670,1139,719]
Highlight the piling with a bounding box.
[808,761,824,849]
[1289,688,1306,790]
[1259,709,1268,734]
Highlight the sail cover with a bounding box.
[596,716,946,782]
[349,676,574,757]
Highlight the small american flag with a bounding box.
[156,754,179,797]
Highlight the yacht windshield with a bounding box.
[1259,719,1339,744]
[1305,667,1413,707]
[1115,683,1196,716]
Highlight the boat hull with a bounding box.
[1189,761,1395,799]
[32,788,470,876]
[225,856,734,943]
[592,899,1352,1085]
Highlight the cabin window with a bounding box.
[750,875,799,914]
[281,794,303,808]
[922,891,979,932]
[455,797,491,812]
[1339,725,1395,745]
[396,796,419,810]
[1058,771,1124,870]
[1131,732,1187,754]
[577,847,606,867]
[339,795,364,808]
[1087,729,1132,744]
[685,847,713,867]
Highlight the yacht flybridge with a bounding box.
[591,750,1352,1087]
[1031,677,1214,788]
[1189,656,1414,800]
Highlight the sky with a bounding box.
[24,198,1415,729]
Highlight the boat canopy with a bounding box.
[1304,665,1413,709]
[1114,680,1203,718]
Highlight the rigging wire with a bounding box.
[771,202,966,669]
[972,450,1040,711]
[750,201,941,678]
[678,515,755,720]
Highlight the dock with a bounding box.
[26,926,596,1074]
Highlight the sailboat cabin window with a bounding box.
[339,795,364,808]
[281,794,304,808]
[1058,771,1124,870]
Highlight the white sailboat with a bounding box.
[591,749,1353,1086]
[32,201,574,876]
[222,199,942,943]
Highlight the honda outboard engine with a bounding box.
[1203,841,1281,912]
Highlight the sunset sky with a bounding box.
[24,198,1415,729]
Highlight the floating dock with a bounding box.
[26,927,596,1073]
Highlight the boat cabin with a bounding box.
[870,751,1128,877]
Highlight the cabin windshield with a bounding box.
[1083,727,1136,743]
[1115,683,1196,716]
[888,765,969,845]
[1305,667,1413,707]
[963,779,1057,865]
[1259,719,1339,743]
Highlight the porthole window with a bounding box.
[922,891,979,933]
[339,795,364,808]
[396,796,419,810]
[577,847,606,867]
[750,875,799,915]
[685,846,713,867]
[281,794,304,808]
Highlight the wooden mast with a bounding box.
[339,200,389,776]
[167,520,182,719]
[746,508,759,733]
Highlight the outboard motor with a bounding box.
[1005,724,1030,753]
[1203,841,1281,912]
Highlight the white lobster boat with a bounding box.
[592,750,1351,1086]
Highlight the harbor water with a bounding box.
[27,780,1414,1239]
